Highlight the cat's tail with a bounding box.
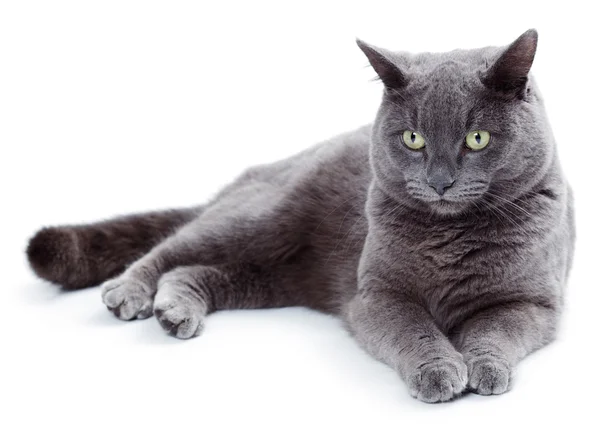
[26,207,202,290]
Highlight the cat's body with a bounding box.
[27,30,575,403]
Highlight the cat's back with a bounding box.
[215,125,371,201]
[240,124,372,187]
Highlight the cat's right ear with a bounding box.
[356,39,407,89]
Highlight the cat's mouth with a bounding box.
[404,180,488,215]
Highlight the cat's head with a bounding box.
[359,30,553,216]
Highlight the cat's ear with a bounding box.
[482,29,538,99]
[356,39,407,89]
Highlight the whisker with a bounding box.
[481,197,520,227]
[484,191,532,223]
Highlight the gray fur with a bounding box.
[27,29,574,403]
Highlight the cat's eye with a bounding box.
[465,131,491,150]
[402,131,425,150]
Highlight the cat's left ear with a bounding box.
[356,39,408,90]
[482,29,538,99]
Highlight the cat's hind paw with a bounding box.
[153,301,205,339]
[153,285,205,339]
[101,277,154,320]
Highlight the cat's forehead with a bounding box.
[387,49,503,133]
[400,47,498,90]
[407,47,500,72]
[396,48,501,103]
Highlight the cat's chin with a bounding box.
[427,199,472,216]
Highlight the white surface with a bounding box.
[1,1,598,432]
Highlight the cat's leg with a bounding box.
[451,302,558,396]
[101,185,301,320]
[345,291,468,403]
[152,264,278,339]
[100,223,225,321]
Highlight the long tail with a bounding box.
[26,207,202,289]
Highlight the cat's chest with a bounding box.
[393,222,491,275]
[367,189,564,331]
[387,220,524,324]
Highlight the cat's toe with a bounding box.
[101,278,153,320]
[154,300,204,339]
[408,356,468,403]
[467,356,511,395]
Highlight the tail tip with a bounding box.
[26,227,76,284]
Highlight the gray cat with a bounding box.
[27,29,575,403]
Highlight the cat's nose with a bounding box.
[427,177,455,196]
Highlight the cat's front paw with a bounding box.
[466,355,512,396]
[101,277,154,320]
[407,355,468,403]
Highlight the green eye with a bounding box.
[465,131,491,150]
[402,131,425,150]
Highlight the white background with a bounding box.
[1,1,598,432]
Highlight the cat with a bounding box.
[26,29,575,403]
